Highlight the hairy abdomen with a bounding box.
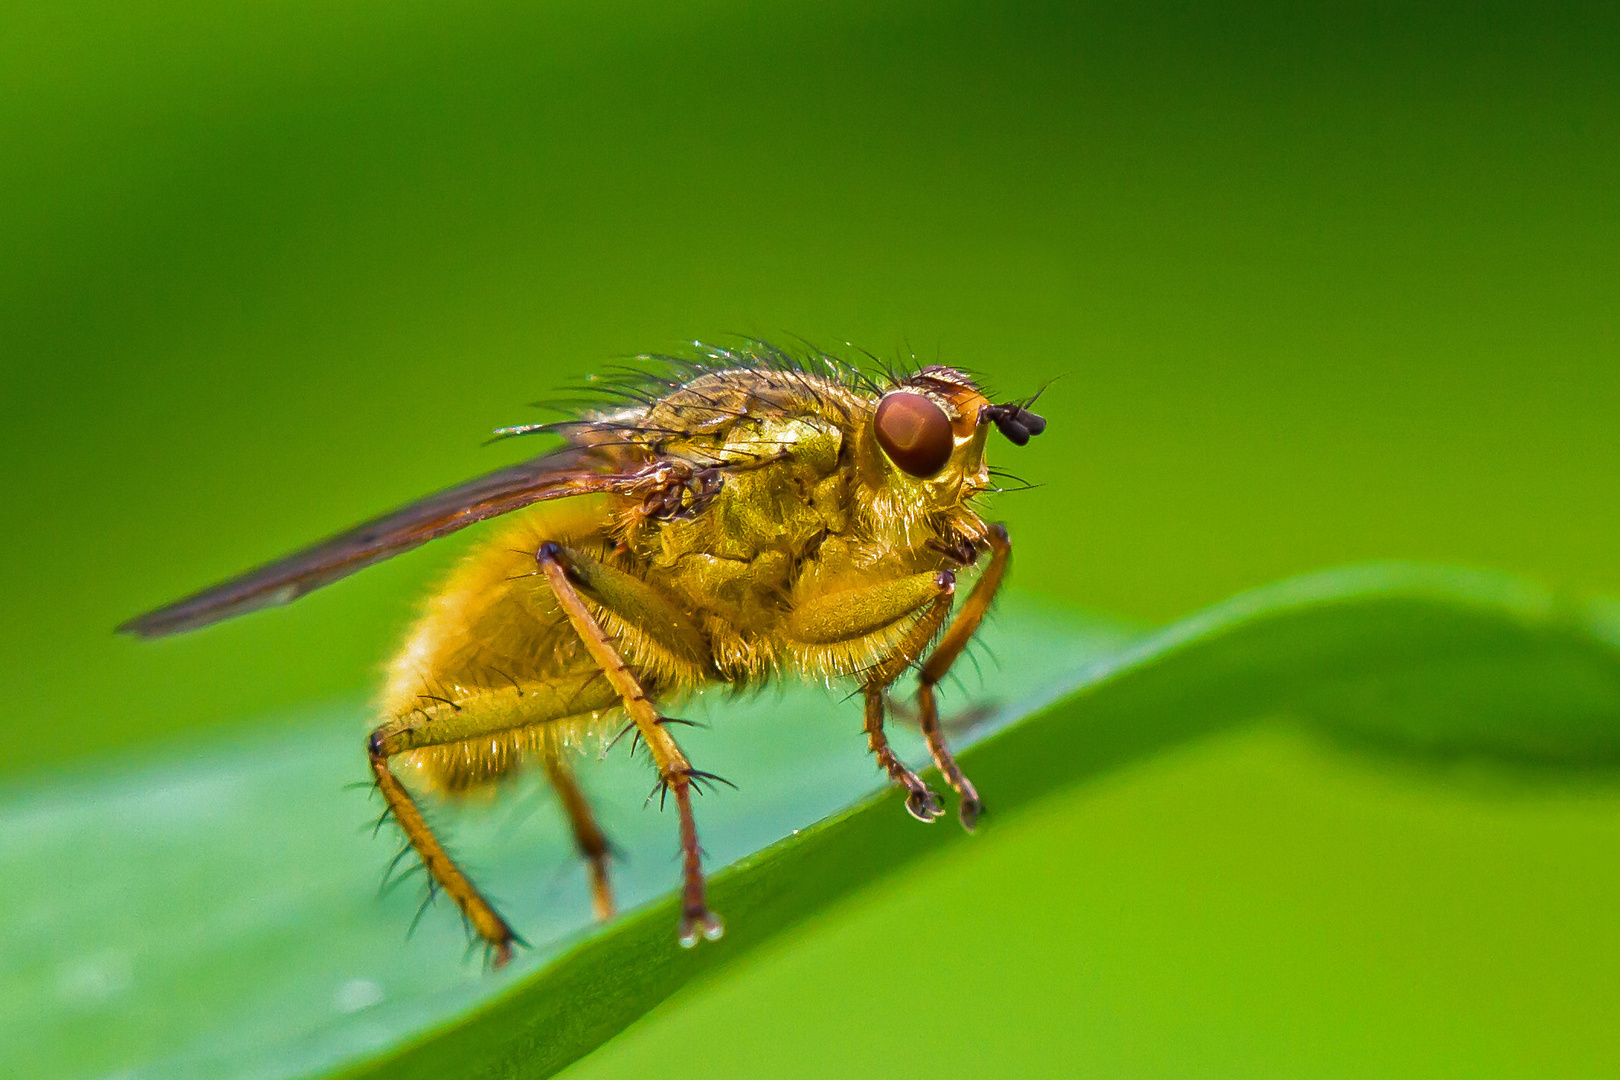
[383,498,636,794]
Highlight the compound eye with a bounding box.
[874,392,954,478]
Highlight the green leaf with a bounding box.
[6,563,1619,1080]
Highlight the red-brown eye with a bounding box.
[874,392,954,478]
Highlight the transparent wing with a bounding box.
[119,444,633,638]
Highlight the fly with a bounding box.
[121,341,1047,965]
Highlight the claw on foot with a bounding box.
[678,909,725,948]
[905,786,945,822]
[958,794,983,832]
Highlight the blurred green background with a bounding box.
[3,0,1617,1076]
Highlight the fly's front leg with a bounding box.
[863,686,941,822]
[534,541,723,947]
[787,569,958,822]
[917,523,1011,830]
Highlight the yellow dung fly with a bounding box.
[122,342,1047,965]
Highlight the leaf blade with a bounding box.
[8,564,1620,1080]
[343,563,1620,1079]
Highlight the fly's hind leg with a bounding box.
[915,524,1011,830]
[367,746,516,964]
[534,541,723,946]
[368,671,618,967]
[540,746,617,922]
